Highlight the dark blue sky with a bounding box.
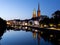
[0,0,60,20]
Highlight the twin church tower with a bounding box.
[33,3,41,18]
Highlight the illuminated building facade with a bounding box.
[32,8,36,18]
[33,3,41,18]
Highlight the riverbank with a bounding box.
[47,28,60,31]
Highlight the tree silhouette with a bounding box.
[39,16,50,27]
[0,17,7,29]
[52,10,60,19]
[52,10,60,28]
[0,17,6,40]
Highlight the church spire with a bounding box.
[38,3,40,11]
[32,8,36,18]
[37,3,41,17]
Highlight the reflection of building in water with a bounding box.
[32,31,36,39]
[32,29,60,45]
[37,32,40,45]
[0,28,6,44]
[32,31,41,45]
[41,31,60,45]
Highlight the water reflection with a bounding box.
[7,26,60,45]
[0,28,6,45]
[0,29,6,40]
[41,31,60,45]
[0,27,60,45]
[32,31,41,45]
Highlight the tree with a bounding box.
[52,10,60,28]
[52,10,60,19]
[39,16,50,27]
[0,17,7,29]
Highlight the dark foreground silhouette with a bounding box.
[0,28,6,40]
[0,17,7,40]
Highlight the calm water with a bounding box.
[0,28,60,45]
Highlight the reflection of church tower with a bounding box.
[33,31,36,39]
[32,31,41,45]
[37,3,40,17]
[37,32,40,45]
[33,8,36,18]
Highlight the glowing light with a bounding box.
[44,25,48,27]
[50,34,53,37]
[25,23,27,25]
[34,21,39,25]
[50,24,53,27]
[7,22,11,25]
[25,27,27,29]
[35,30,38,32]
[48,27,56,29]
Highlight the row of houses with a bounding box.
[6,15,49,28]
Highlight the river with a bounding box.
[0,27,60,45]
